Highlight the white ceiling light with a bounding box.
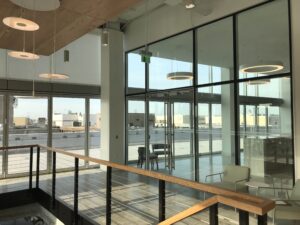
[240,61,284,74]
[8,51,39,60]
[10,0,60,11]
[39,73,69,80]
[3,17,39,31]
[184,0,195,9]
[167,72,193,80]
[247,79,270,85]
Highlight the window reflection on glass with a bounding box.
[89,98,101,161]
[8,96,48,174]
[127,48,145,94]
[53,97,85,168]
[238,0,290,79]
[239,77,293,188]
[197,18,233,84]
[149,31,193,90]
[127,96,145,162]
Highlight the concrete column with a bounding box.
[221,68,235,166]
[291,0,300,180]
[100,29,125,165]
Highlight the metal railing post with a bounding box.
[74,158,79,225]
[29,146,33,189]
[257,214,267,225]
[159,180,166,222]
[52,151,56,209]
[106,166,112,225]
[209,204,218,225]
[36,146,40,188]
[239,210,249,225]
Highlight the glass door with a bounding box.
[149,90,194,179]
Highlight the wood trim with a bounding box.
[158,196,218,225]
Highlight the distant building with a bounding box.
[53,113,84,128]
[90,113,101,129]
[37,117,47,126]
[14,117,31,126]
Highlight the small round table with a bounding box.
[245,181,270,195]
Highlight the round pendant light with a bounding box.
[167,72,193,80]
[240,61,284,74]
[8,50,39,60]
[247,79,271,85]
[3,17,39,31]
[39,73,69,80]
[10,0,60,11]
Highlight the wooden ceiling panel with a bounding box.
[0,0,141,55]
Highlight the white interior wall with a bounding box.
[0,29,101,86]
[124,0,265,51]
[291,0,300,180]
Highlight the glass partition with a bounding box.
[239,77,293,187]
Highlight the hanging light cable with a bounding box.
[39,9,69,80]
[7,9,40,60]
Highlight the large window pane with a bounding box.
[127,95,145,162]
[239,77,293,187]
[238,0,290,79]
[197,18,233,84]
[8,96,48,175]
[198,84,235,182]
[127,48,145,94]
[89,98,101,160]
[149,31,193,90]
[53,97,85,169]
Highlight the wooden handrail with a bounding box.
[39,145,275,215]
[158,196,218,225]
[0,144,38,151]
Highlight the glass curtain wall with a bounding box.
[126,0,293,187]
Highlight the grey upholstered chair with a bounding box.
[271,179,300,224]
[205,165,250,193]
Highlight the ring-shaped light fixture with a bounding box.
[8,51,40,60]
[167,72,193,80]
[39,73,69,80]
[240,62,284,74]
[3,17,39,31]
